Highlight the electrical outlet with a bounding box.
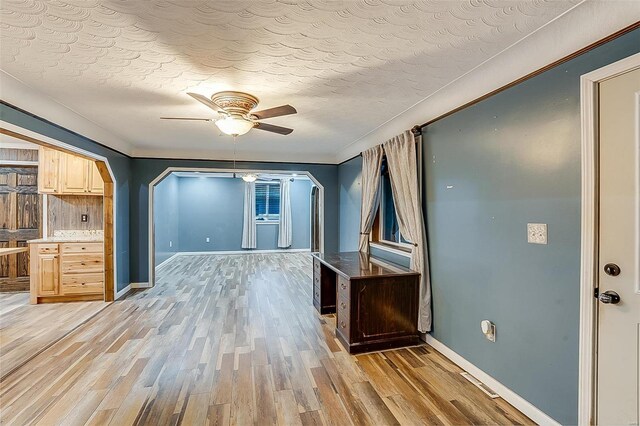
[206,237,210,243]
[81,214,88,223]
[527,223,547,244]
[481,320,496,342]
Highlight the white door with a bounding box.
[597,67,640,425]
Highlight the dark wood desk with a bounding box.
[311,251,420,354]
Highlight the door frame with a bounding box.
[578,52,640,425]
[148,167,325,288]
[0,120,119,302]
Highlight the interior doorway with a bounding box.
[148,168,324,287]
[579,53,640,425]
[0,125,117,302]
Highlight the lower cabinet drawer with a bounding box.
[313,282,321,301]
[61,273,104,294]
[61,254,104,274]
[61,242,103,254]
[37,244,59,254]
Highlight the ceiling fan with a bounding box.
[161,91,296,137]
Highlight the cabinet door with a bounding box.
[37,254,59,296]
[60,153,88,193]
[38,147,60,193]
[88,161,104,194]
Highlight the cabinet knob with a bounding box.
[341,283,346,290]
[340,302,346,309]
[340,321,346,328]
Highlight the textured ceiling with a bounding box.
[0,0,580,161]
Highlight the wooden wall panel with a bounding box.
[0,148,38,163]
[47,195,103,236]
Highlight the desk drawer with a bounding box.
[337,299,350,340]
[337,276,350,300]
[313,257,321,273]
[61,254,104,274]
[313,284,321,302]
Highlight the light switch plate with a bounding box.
[527,223,547,244]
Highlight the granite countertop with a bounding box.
[28,230,104,244]
[28,237,104,244]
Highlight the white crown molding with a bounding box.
[0,70,133,156]
[131,147,337,164]
[336,1,640,163]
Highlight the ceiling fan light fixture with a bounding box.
[242,173,257,183]
[215,115,255,136]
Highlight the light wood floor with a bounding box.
[0,292,108,380]
[0,253,532,425]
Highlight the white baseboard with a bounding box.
[155,253,179,271]
[130,282,151,289]
[425,335,560,426]
[173,248,311,256]
[115,284,131,300]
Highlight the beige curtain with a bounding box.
[358,145,384,253]
[278,179,292,248]
[241,181,256,249]
[383,130,431,332]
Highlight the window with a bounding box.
[255,182,280,221]
[374,158,411,248]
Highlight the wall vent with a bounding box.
[460,372,500,399]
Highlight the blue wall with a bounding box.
[154,175,311,256]
[153,173,179,265]
[422,30,639,424]
[0,103,132,292]
[338,155,362,251]
[130,158,338,282]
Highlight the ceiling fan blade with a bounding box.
[254,122,293,135]
[160,117,212,121]
[187,92,223,113]
[251,105,297,120]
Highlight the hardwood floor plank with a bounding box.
[0,253,532,426]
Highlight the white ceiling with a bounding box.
[0,1,632,163]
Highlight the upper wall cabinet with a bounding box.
[38,147,60,194]
[38,147,103,196]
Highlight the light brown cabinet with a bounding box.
[29,241,104,303]
[38,147,103,195]
[38,147,60,194]
[88,162,104,193]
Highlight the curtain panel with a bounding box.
[383,130,432,332]
[278,179,292,248]
[241,181,257,249]
[358,145,384,253]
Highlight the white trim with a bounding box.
[425,335,560,426]
[115,284,131,300]
[370,241,411,259]
[148,167,325,288]
[155,253,179,271]
[174,249,311,256]
[0,160,38,166]
[578,52,640,426]
[256,221,279,225]
[131,282,151,289]
[0,120,120,303]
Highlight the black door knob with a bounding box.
[598,290,621,304]
[604,263,621,276]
